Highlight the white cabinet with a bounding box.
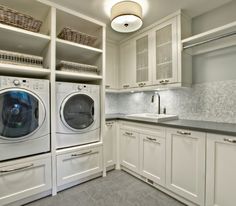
[166,129,206,205]
[106,41,119,90]
[139,131,165,186]
[104,121,117,168]
[153,17,178,85]
[206,134,236,206]
[0,155,51,206]
[118,11,192,90]
[120,128,139,173]
[56,145,102,188]
[119,40,136,89]
[134,33,153,87]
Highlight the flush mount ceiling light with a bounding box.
[111,1,143,33]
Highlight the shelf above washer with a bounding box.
[56,70,103,81]
[0,23,51,55]
[0,63,50,78]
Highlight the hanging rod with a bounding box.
[183,30,236,50]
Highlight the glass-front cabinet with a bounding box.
[135,33,152,87]
[153,18,178,85]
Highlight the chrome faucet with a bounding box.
[151,92,161,114]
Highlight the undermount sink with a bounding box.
[126,113,178,122]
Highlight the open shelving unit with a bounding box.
[182,21,236,55]
[0,0,106,202]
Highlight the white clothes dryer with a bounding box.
[56,82,100,149]
[0,76,50,161]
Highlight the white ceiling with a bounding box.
[48,0,232,42]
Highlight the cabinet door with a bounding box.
[153,17,178,85]
[166,129,205,205]
[140,133,165,186]
[119,41,136,89]
[0,156,51,205]
[106,42,119,89]
[206,134,236,206]
[135,33,152,87]
[104,121,116,167]
[57,146,102,187]
[120,129,139,173]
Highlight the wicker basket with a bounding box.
[58,27,97,47]
[0,5,42,32]
[56,60,98,74]
[0,50,43,68]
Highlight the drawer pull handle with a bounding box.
[71,150,92,157]
[177,131,191,135]
[138,82,146,87]
[146,137,157,141]
[159,79,170,84]
[0,164,34,173]
[124,132,133,136]
[224,138,236,143]
[105,85,110,89]
[123,85,130,88]
[106,123,113,127]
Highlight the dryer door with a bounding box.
[0,89,46,140]
[61,93,95,131]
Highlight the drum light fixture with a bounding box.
[111,1,143,33]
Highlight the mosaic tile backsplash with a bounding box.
[105,80,236,123]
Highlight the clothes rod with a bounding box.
[183,31,236,50]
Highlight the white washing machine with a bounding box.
[0,76,50,161]
[56,82,100,149]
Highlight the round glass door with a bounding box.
[61,94,95,131]
[0,89,45,140]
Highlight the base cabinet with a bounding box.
[120,128,139,173]
[206,134,236,206]
[166,129,206,205]
[104,121,117,168]
[0,155,51,206]
[56,146,103,188]
[139,133,165,186]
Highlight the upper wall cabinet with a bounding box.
[119,11,192,91]
[106,41,119,90]
[119,40,136,89]
[152,18,178,85]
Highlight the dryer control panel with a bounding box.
[0,76,49,91]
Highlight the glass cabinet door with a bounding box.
[154,18,177,85]
[136,35,150,87]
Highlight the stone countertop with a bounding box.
[105,113,236,136]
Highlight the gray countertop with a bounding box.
[106,113,236,136]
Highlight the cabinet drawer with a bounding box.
[57,146,102,187]
[0,156,51,205]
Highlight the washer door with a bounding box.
[61,93,95,131]
[0,89,46,140]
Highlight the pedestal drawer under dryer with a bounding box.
[56,145,103,188]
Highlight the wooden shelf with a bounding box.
[0,23,50,55]
[56,38,103,63]
[0,63,50,77]
[182,21,236,55]
[56,70,103,81]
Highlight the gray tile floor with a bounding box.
[26,170,186,206]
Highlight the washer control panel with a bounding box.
[0,76,48,91]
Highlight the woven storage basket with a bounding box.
[56,60,98,74]
[0,5,42,32]
[0,50,43,68]
[58,27,97,47]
